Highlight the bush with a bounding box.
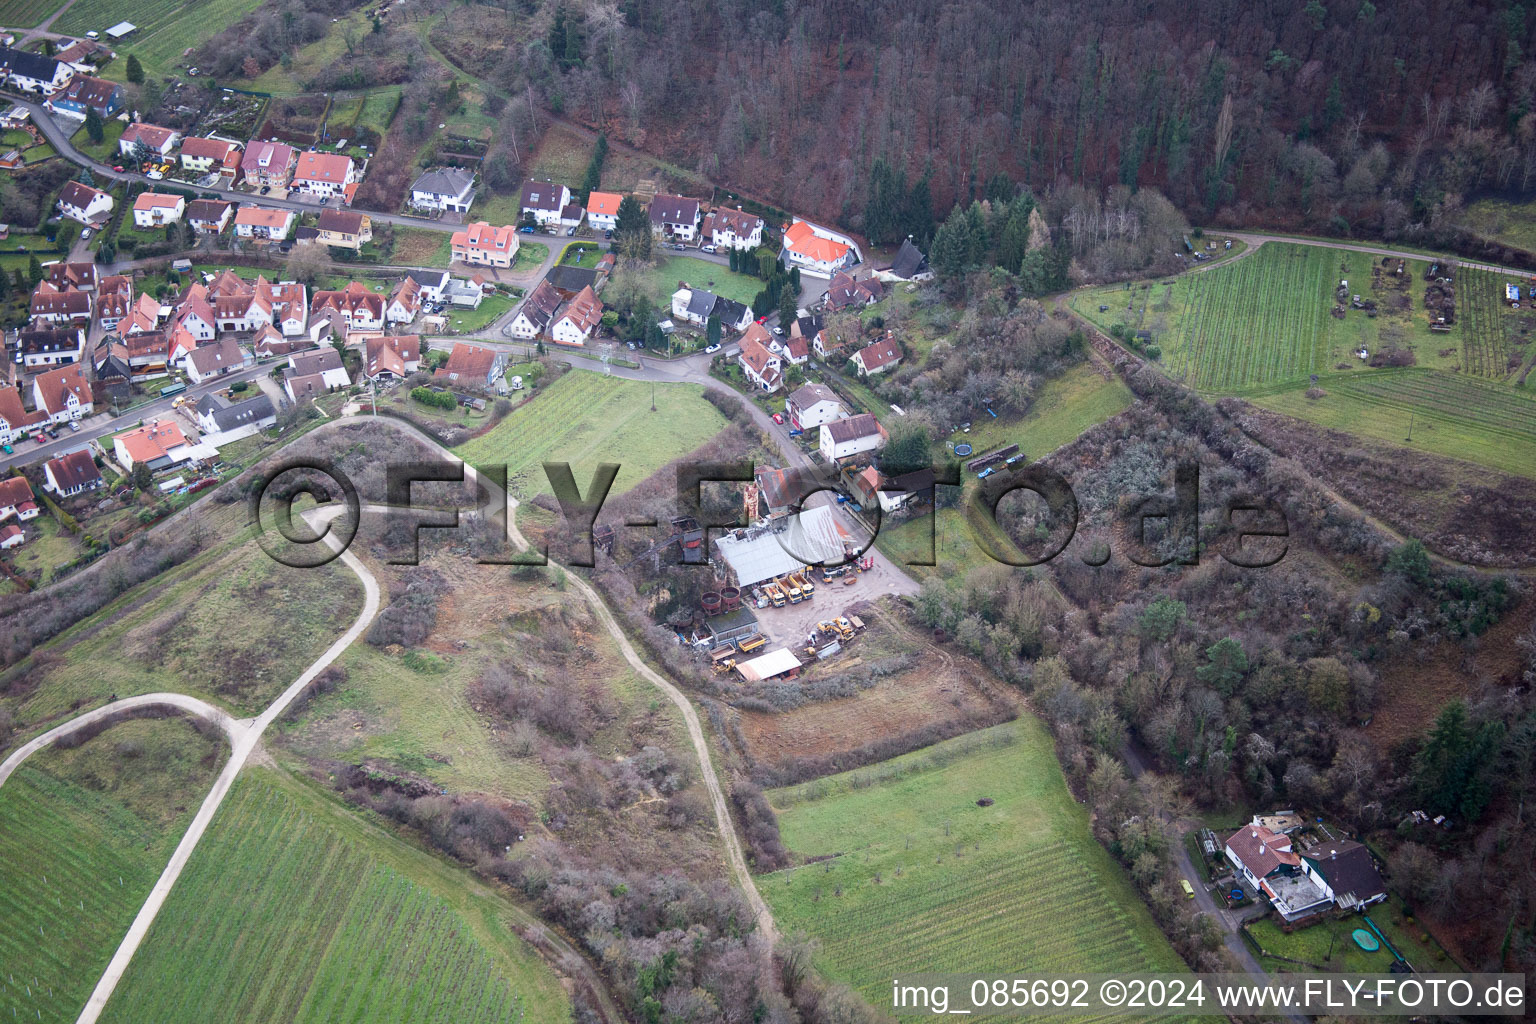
[410,386,456,410]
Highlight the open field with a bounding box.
[640,255,760,305]
[1456,197,1536,254]
[441,291,514,333]
[70,118,125,163]
[5,536,364,725]
[8,515,83,584]
[1072,242,1461,392]
[0,716,226,1024]
[99,767,570,1024]
[1253,369,1536,477]
[58,0,264,80]
[526,120,708,197]
[0,0,52,27]
[453,370,728,500]
[760,719,1188,1011]
[950,362,1132,462]
[383,226,452,267]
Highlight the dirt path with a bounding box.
[70,511,380,1024]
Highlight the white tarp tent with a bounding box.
[736,647,802,682]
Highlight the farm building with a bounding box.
[736,648,803,682]
[698,607,760,650]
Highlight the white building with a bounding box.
[132,192,186,228]
[819,412,884,462]
[409,167,476,213]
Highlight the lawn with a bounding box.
[231,10,367,94]
[0,0,54,27]
[0,716,227,1024]
[759,719,1189,1008]
[98,766,571,1024]
[1253,368,1536,478]
[452,370,728,500]
[3,537,365,726]
[383,225,451,267]
[353,88,402,134]
[1456,197,1536,255]
[511,240,548,273]
[442,291,514,333]
[8,514,82,584]
[59,0,265,81]
[1071,241,1461,393]
[877,506,1025,585]
[70,118,125,163]
[1246,896,1456,974]
[640,255,761,305]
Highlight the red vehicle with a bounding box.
[756,315,768,324]
[772,412,784,424]
[112,165,123,172]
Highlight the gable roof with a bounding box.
[520,179,567,212]
[0,46,64,83]
[241,140,295,174]
[709,207,762,236]
[412,166,475,196]
[739,333,778,377]
[116,420,186,463]
[364,334,420,378]
[546,264,597,294]
[0,475,32,508]
[855,333,902,371]
[180,136,238,161]
[291,347,344,376]
[29,281,91,317]
[233,205,292,229]
[292,150,353,183]
[587,191,623,217]
[186,337,245,376]
[783,220,850,264]
[1302,841,1386,902]
[17,326,83,357]
[33,363,90,414]
[120,122,177,150]
[888,238,929,278]
[186,198,233,224]
[823,413,881,446]
[683,287,718,320]
[43,261,96,290]
[407,269,449,290]
[46,450,101,490]
[556,286,603,334]
[196,392,274,430]
[53,75,117,111]
[437,342,499,381]
[517,280,562,330]
[309,281,382,320]
[788,382,841,412]
[317,208,367,235]
[57,180,109,210]
[133,192,184,212]
[649,194,700,227]
[712,296,750,326]
[451,221,516,253]
[1225,826,1300,878]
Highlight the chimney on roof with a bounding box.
[1259,843,1266,855]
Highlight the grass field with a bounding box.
[99,767,570,1024]
[1246,896,1455,974]
[8,515,83,584]
[1072,242,1462,392]
[760,720,1188,1012]
[232,10,368,94]
[70,118,125,163]
[1457,197,1536,254]
[0,716,226,1024]
[60,0,264,80]
[0,0,53,27]
[5,537,364,725]
[951,362,1132,462]
[1253,368,1536,477]
[384,226,451,267]
[452,370,728,500]
[640,255,760,305]
[442,291,513,333]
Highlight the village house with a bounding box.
[435,342,505,389]
[240,141,296,190]
[361,335,421,381]
[29,280,92,324]
[450,221,518,268]
[875,238,933,283]
[385,276,424,324]
[701,207,764,251]
[291,151,357,202]
[0,47,71,95]
[180,136,241,175]
[1223,825,1334,923]
[0,476,37,523]
[118,122,179,160]
[545,264,598,300]
[31,362,92,424]
[96,275,133,331]
[671,285,719,328]
[823,270,883,312]
[171,283,217,342]
[186,199,234,234]
[284,348,350,403]
[310,281,384,334]
[520,179,571,227]
[0,384,46,445]
[166,324,201,369]
[819,412,885,463]
[767,332,809,366]
[315,209,371,250]
[852,333,902,375]
[649,194,701,241]
[737,325,783,392]
[1299,840,1388,912]
[550,285,603,346]
[781,219,855,276]
[92,339,132,386]
[46,74,121,118]
[586,191,623,232]
[785,382,847,431]
[184,337,250,384]
[121,332,169,374]
[195,393,276,443]
[443,277,487,309]
[15,326,85,369]
[43,449,102,497]
[847,465,931,514]
[131,192,186,228]
[113,419,190,472]
[233,205,295,240]
[558,202,583,231]
[405,270,449,304]
[508,279,561,340]
[813,327,849,361]
[0,524,23,549]
[55,180,113,226]
[121,292,164,336]
[42,261,96,292]
[409,167,476,213]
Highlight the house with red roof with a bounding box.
[851,332,903,376]
[96,275,133,331]
[737,324,783,392]
[550,285,603,346]
[118,122,180,159]
[241,141,297,190]
[781,218,856,276]
[310,281,384,333]
[132,192,186,228]
[28,280,91,324]
[362,335,421,381]
[180,136,241,175]
[0,476,38,522]
[291,151,358,202]
[450,221,519,268]
[0,384,48,445]
[44,450,103,497]
[31,362,92,424]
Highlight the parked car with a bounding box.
[146,169,164,180]
[771,412,784,424]
[603,229,613,239]
[259,185,271,194]
[319,197,329,205]
[701,244,716,253]
[68,421,80,432]
[112,165,123,172]
[566,226,576,236]
[519,225,535,234]
[0,444,12,454]
[33,434,47,445]
[704,343,721,353]
[772,325,783,335]
[80,228,91,240]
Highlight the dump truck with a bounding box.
[784,576,803,603]
[737,633,767,653]
[796,572,815,597]
[766,582,786,607]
